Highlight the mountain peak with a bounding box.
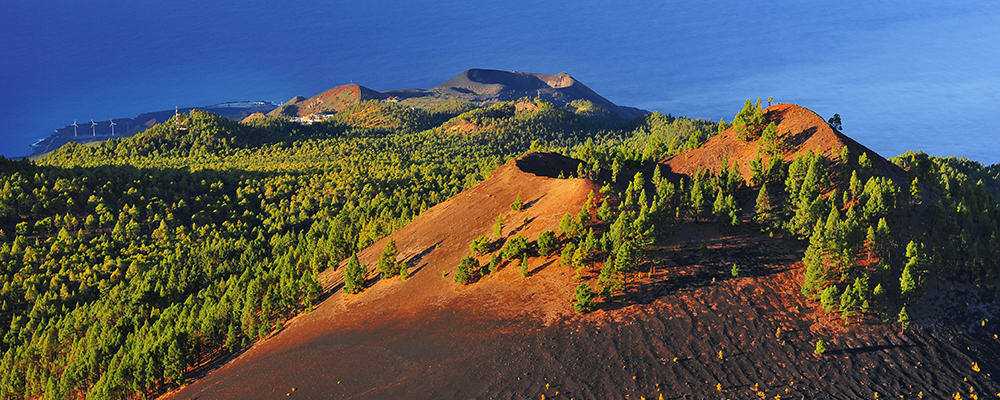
[424,68,642,119]
[268,84,385,118]
[271,68,648,121]
[662,103,905,182]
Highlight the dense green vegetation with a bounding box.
[2,98,722,399]
[2,94,997,399]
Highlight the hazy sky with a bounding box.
[2,1,998,163]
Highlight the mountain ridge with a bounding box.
[275,68,648,121]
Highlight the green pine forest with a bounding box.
[0,98,998,399]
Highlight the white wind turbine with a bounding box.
[91,120,97,136]
[72,120,79,137]
[109,119,117,137]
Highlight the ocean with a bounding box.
[1,0,998,163]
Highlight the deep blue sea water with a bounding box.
[2,1,998,163]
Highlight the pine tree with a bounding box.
[909,177,922,203]
[488,253,501,274]
[597,198,614,222]
[572,245,587,270]
[597,256,621,297]
[493,214,505,237]
[399,260,409,280]
[470,235,492,256]
[821,285,840,313]
[801,222,826,298]
[713,190,726,222]
[758,122,780,156]
[754,185,773,226]
[872,283,885,311]
[900,263,917,301]
[898,306,911,330]
[377,238,399,279]
[814,339,827,356]
[828,113,842,130]
[614,240,641,272]
[520,255,529,277]
[576,202,592,226]
[559,213,578,237]
[455,256,478,285]
[799,157,825,204]
[858,152,873,173]
[582,229,598,254]
[900,241,924,300]
[343,253,366,294]
[874,218,891,259]
[849,170,862,201]
[733,99,765,140]
[510,192,524,211]
[839,281,862,321]
[750,156,766,187]
[537,230,557,256]
[690,171,709,221]
[864,225,876,259]
[573,283,595,313]
[611,158,621,183]
[726,194,741,226]
[560,242,577,267]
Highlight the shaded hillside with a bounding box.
[662,103,904,183]
[30,102,276,156]
[267,84,385,118]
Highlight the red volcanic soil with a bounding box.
[162,152,598,398]
[662,104,905,183]
[163,152,1000,400]
[268,84,384,117]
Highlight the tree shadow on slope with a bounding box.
[521,194,545,210]
[528,259,556,277]
[401,240,442,278]
[508,216,537,237]
[786,126,817,150]
[597,224,804,312]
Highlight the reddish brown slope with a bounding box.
[162,152,599,399]
[268,84,385,118]
[662,104,904,182]
[317,151,598,324]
